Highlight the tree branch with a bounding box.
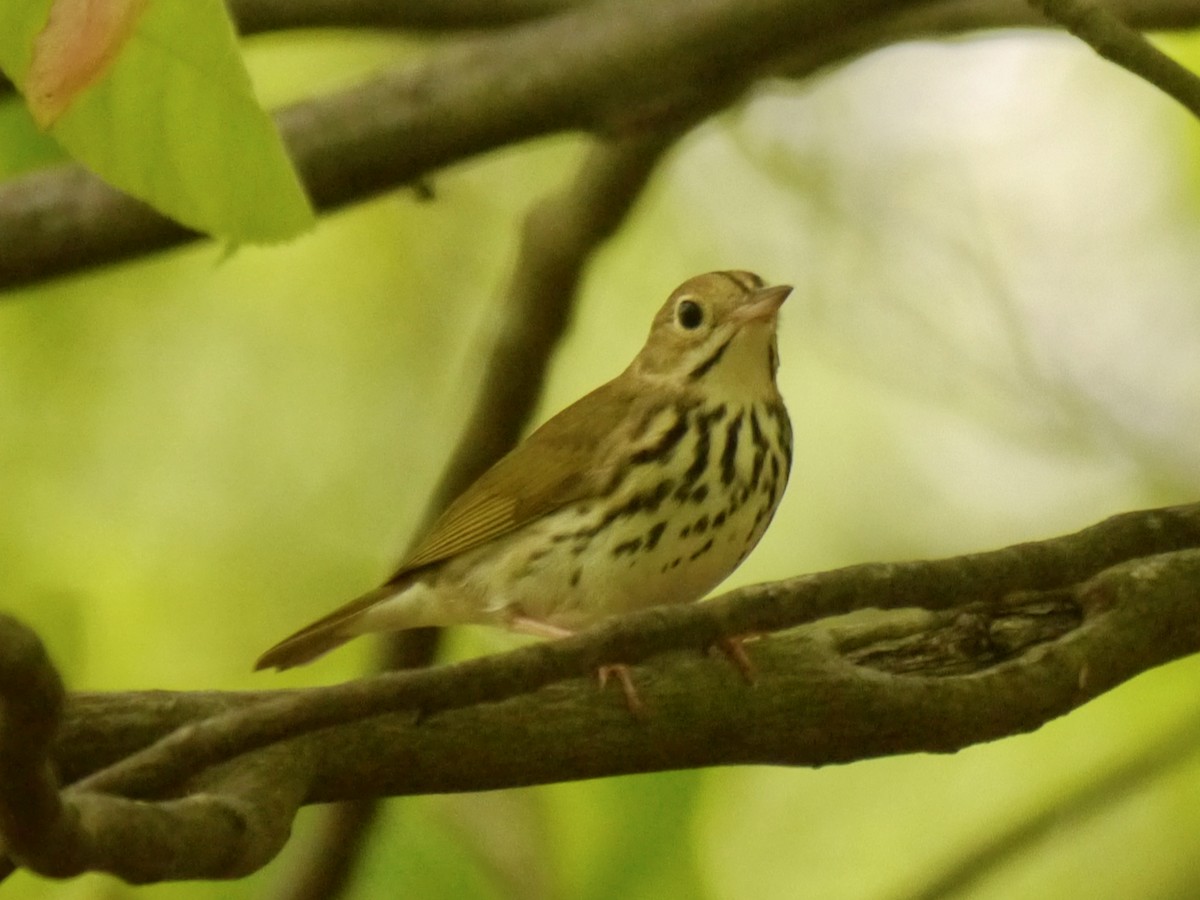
[1,503,1198,883]
[0,616,74,875]
[413,128,683,566]
[6,0,1200,291]
[1032,0,1200,119]
[228,0,580,33]
[0,617,310,881]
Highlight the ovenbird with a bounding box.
[256,271,792,707]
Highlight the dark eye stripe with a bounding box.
[716,271,764,293]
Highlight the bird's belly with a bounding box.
[439,399,791,634]
[469,467,785,631]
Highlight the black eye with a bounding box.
[677,299,704,330]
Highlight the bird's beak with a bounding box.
[735,284,792,323]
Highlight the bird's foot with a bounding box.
[710,635,759,683]
[509,614,646,718]
[598,663,646,719]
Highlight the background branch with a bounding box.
[906,704,1200,899]
[5,0,1200,290]
[1033,0,1200,117]
[228,0,580,32]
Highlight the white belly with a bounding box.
[457,400,790,630]
[355,401,791,636]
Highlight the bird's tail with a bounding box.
[254,583,402,671]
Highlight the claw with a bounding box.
[598,664,646,719]
[510,615,648,718]
[713,635,757,683]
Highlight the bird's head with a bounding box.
[633,271,791,399]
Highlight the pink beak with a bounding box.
[734,284,792,323]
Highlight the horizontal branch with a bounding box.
[0,0,872,288]
[4,0,1200,290]
[47,503,1195,803]
[0,503,1197,883]
[50,503,1200,791]
[227,0,579,32]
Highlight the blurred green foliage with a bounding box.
[0,0,312,241]
[3,24,1200,900]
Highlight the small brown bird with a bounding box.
[256,271,792,706]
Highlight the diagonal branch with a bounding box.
[905,702,1200,900]
[0,0,871,289]
[284,129,683,900]
[1032,0,1200,119]
[411,128,685,562]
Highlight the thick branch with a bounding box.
[0,618,311,881]
[6,0,1200,290]
[46,505,1200,798]
[0,0,858,288]
[43,504,1200,782]
[3,504,1199,882]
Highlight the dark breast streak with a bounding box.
[554,398,789,583]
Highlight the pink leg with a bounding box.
[712,635,758,683]
[508,615,645,717]
[597,664,646,719]
[508,616,574,640]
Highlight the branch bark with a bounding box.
[0,617,311,881]
[1,503,1199,883]
[5,0,1200,290]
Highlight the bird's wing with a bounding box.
[392,381,629,577]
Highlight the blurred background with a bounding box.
[2,24,1200,900]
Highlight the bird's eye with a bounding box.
[676,299,704,330]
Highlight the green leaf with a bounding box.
[0,0,315,243]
